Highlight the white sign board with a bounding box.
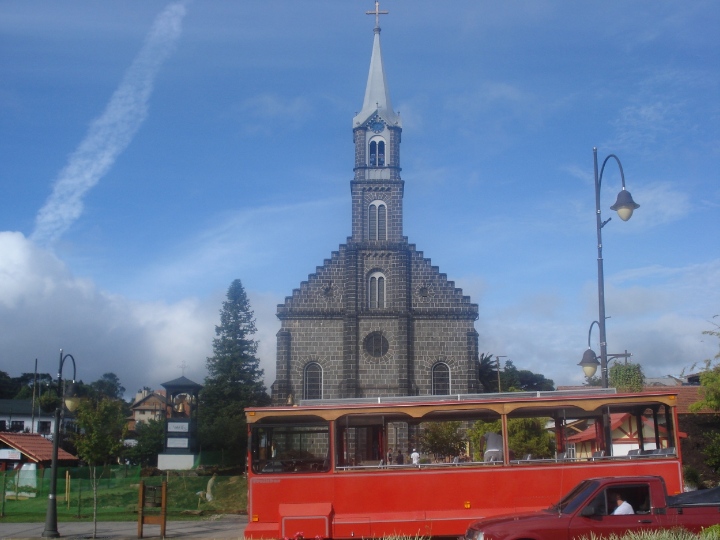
[167,438,189,448]
[167,422,189,433]
[0,449,22,460]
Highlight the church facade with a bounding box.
[271,17,479,405]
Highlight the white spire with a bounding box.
[353,4,401,128]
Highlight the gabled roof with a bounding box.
[0,399,36,415]
[566,413,669,443]
[131,392,167,410]
[161,376,202,392]
[0,432,77,463]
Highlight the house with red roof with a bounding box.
[0,432,78,497]
[0,432,78,471]
[566,412,675,458]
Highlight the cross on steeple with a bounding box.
[366,0,388,29]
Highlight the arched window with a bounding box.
[368,201,387,241]
[368,138,386,167]
[432,363,451,395]
[304,363,322,400]
[368,271,386,309]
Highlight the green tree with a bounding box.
[126,418,165,467]
[505,418,555,458]
[74,397,127,538]
[477,353,498,393]
[502,360,555,392]
[704,315,720,364]
[691,367,720,413]
[90,372,126,400]
[200,279,270,461]
[608,362,645,392]
[690,316,720,475]
[0,370,17,399]
[418,421,466,460]
[14,385,33,399]
[691,316,720,411]
[467,418,554,461]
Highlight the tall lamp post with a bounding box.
[588,148,639,388]
[42,349,81,538]
[496,356,507,392]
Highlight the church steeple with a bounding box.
[352,2,401,130]
[351,1,403,243]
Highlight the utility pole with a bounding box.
[496,356,507,393]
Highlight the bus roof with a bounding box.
[245,388,679,424]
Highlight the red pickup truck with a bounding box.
[463,476,720,540]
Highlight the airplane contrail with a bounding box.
[31,2,188,246]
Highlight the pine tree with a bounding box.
[200,279,270,459]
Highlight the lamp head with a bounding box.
[610,188,640,221]
[64,381,81,412]
[579,349,600,378]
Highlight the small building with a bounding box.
[127,389,167,432]
[0,432,78,498]
[566,412,674,458]
[0,399,56,436]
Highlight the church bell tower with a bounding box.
[351,6,404,244]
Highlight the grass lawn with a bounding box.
[1,470,247,523]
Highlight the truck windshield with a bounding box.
[552,480,599,514]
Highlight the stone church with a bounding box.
[270,11,479,405]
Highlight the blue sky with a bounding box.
[1,1,718,397]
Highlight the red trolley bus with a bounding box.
[245,389,683,539]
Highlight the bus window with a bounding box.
[251,423,330,473]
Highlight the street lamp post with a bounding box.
[42,349,81,538]
[579,320,633,454]
[496,356,507,392]
[579,148,639,456]
[579,320,633,380]
[591,147,640,388]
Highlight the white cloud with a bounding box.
[445,82,532,117]
[31,2,187,246]
[630,182,691,227]
[470,257,720,388]
[611,101,678,150]
[234,93,312,134]
[125,197,346,300]
[0,231,215,397]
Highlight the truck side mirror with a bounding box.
[580,505,596,517]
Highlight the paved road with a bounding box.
[0,515,248,539]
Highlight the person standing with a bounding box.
[411,448,420,466]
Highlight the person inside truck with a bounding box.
[611,492,634,515]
